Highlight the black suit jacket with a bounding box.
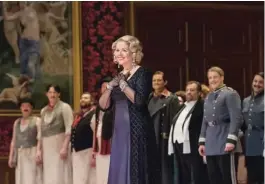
[95,106,114,140]
[71,110,95,152]
[171,99,204,155]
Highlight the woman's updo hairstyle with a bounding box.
[112,35,144,65]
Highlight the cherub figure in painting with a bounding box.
[0,74,31,104]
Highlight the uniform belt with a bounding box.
[247,124,264,131]
[207,121,219,127]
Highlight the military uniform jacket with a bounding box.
[148,89,180,141]
[148,89,180,184]
[199,85,243,156]
[242,92,264,156]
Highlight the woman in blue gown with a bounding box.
[99,35,160,184]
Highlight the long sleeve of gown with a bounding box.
[99,89,112,110]
[122,69,153,107]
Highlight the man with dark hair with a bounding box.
[148,71,180,184]
[242,72,264,184]
[41,84,73,184]
[169,81,209,184]
[71,92,95,184]
[92,76,114,184]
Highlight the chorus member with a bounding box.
[198,66,242,184]
[92,77,113,184]
[242,72,264,184]
[71,92,95,184]
[169,81,209,184]
[41,84,73,184]
[148,71,180,184]
[8,98,42,184]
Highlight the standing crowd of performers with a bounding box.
[8,35,264,184]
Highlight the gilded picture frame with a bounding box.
[0,2,82,116]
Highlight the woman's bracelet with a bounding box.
[106,83,113,91]
[120,80,128,92]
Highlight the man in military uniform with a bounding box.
[148,71,180,184]
[242,72,264,184]
[198,66,243,184]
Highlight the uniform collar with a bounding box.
[153,88,171,98]
[214,84,226,93]
[252,90,264,99]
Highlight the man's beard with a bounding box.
[80,103,91,109]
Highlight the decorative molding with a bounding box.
[72,2,82,111]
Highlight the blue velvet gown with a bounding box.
[107,67,160,184]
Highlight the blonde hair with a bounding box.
[208,66,224,77]
[201,84,210,98]
[112,35,144,64]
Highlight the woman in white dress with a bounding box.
[8,98,42,184]
[41,84,73,184]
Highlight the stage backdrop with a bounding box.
[0,2,127,184]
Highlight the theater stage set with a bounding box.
[0,2,263,184]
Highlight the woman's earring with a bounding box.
[132,53,136,67]
[132,59,136,67]
[114,55,120,68]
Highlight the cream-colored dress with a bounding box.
[91,113,110,184]
[72,111,96,184]
[41,101,73,184]
[14,116,42,184]
[72,148,96,184]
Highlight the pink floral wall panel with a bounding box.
[0,117,16,156]
[81,2,126,99]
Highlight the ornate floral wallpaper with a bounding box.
[81,2,126,99]
[0,2,126,156]
[0,117,16,156]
